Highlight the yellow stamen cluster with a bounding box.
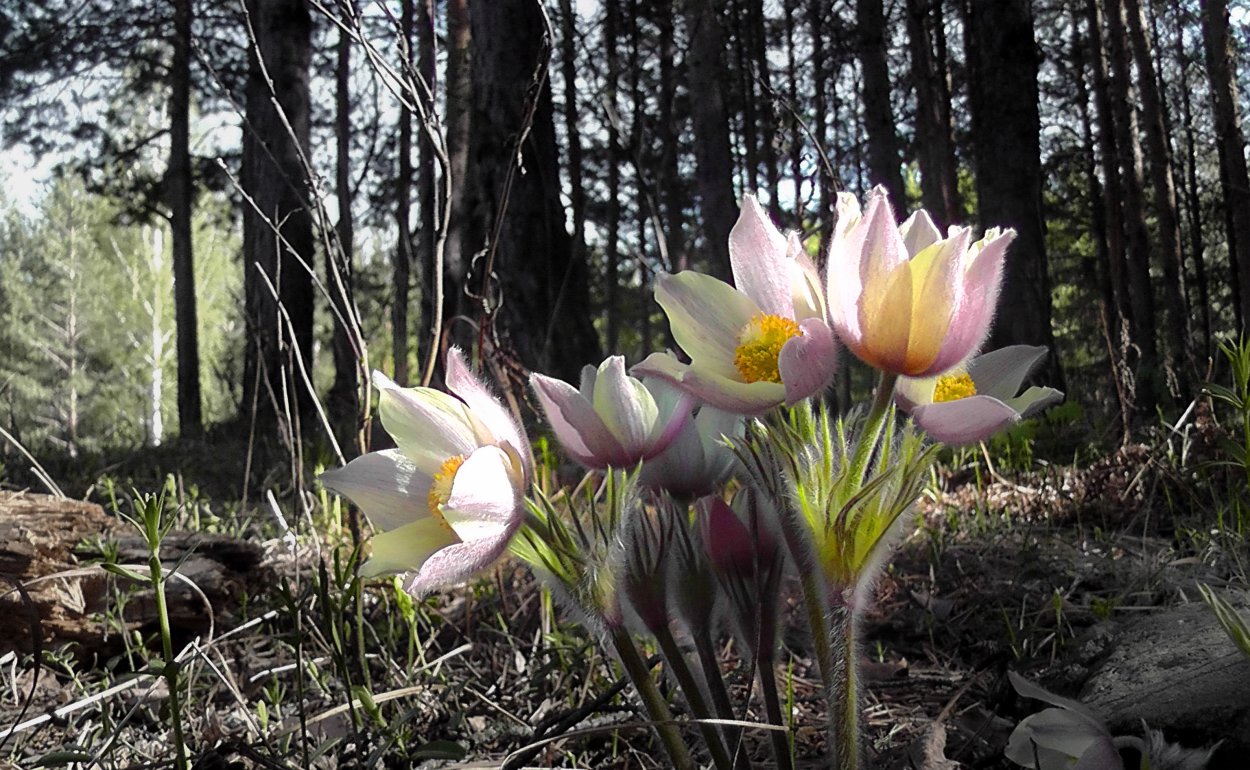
[428,454,468,525]
[933,372,977,402]
[734,313,801,384]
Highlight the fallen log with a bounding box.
[0,491,268,660]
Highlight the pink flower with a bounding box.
[530,356,693,468]
[895,345,1063,445]
[320,348,530,594]
[635,195,838,415]
[826,187,1015,377]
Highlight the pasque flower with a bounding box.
[826,186,1015,377]
[895,345,1063,445]
[320,348,530,594]
[530,356,693,469]
[635,194,838,415]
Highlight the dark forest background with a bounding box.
[0,0,1247,459]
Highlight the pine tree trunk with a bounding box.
[658,8,686,273]
[465,0,600,379]
[392,0,414,385]
[557,0,588,322]
[684,0,737,278]
[605,0,622,353]
[169,0,201,437]
[329,1,359,429]
[1201,0,1250,331]
[442,0,472,360]
[416,0,437,376]
[905,0,959,225]
[1176,6,1211,357]
[1126,0,1190,395]
[241,0,315,424]
[858,0,906,211]
[966,0,1062,386]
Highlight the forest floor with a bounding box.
[0,422,1246,770]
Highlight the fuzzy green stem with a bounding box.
[653,624,735,770]
[847,371,899,489]
[609,627,696,770]
[829,603,861,770]
[149,553,189,770]
[756,655,795,770]
[691,629,753,770]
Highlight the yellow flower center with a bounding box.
[427,454,467,525]
[933,372,977,402]
[734,313,801,384]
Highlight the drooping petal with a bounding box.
[592,356,659,454]
[729,195,794,319]
[1003,386,1065,419]
[373,371,479,472]
[967,345,1049,401]
[1005,709,1114,767]
[931,229,1014,372]
[894,373,938,412]
[358,517,459,578]
[899,209,942,255]
[655,271,760,373]
[637,350,787,415]
[909,395,1021,445]
[402,530,519,596]
[444,347,531,474]
[319,449,434,533]
[778,318,838,405]
[441,445,521,543]
[530,373,627,467]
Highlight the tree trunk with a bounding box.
[683,0,737,278]
[605,0,622,352]
[966,0,1061,386]
[557,0,588,328]
[1201,0,1250,331]
[442,0,473,360]
[465,0,600,380]
[1126,0,1190,396]
[392,0,414,385]
[169,0,201,437]
[1176,6,1211,358]
[329,1,359,428]
[1104,0,1161,408]
[658,6,686,273]
[808,0,831,230]
[905,0,959,225]
[416,0,437,375]
[858,0,907,211]
[241,0,315,424]
[1084,0,1132,339]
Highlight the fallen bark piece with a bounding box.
[1081,598,1250,769]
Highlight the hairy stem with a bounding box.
[828,602,861,770]
[847,370,899,488]
[609,627,696,770]
[692,629,753,770]
[653,624,736,770]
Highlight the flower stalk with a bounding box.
[609,627,697,770]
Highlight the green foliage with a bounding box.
[1203,335,1250,532]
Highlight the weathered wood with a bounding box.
[0,491,266,658]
